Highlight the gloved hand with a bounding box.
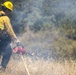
[14,38,20,44]
[13,43,26,55]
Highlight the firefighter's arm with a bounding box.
[5,17,19,42]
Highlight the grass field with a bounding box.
[0,58,76,75]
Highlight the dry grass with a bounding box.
[0,58,76,75]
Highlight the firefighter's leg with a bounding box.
[1,43,12,69]
[0,50,2,64]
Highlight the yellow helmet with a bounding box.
[1,1,13,11]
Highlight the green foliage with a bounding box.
[59,19,76,40]
[54,35,76,60]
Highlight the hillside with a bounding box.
[0,29,76,75]
[0,0,76,75]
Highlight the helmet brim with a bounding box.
[1,4,4,6]
[1,4,13,11]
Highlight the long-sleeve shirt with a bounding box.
[0,11,17,40]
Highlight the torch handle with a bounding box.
[21,55,30,75]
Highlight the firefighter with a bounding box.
[0,1,20,72]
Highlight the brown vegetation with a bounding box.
[0,58,76,75]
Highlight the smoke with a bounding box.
[11,0,76,59]
[54,0,76,18]
[13,0,43,25]
[12,0,76,30]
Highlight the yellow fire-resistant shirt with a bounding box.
[0,11,17,40]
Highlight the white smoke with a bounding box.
[12,0,76,30]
